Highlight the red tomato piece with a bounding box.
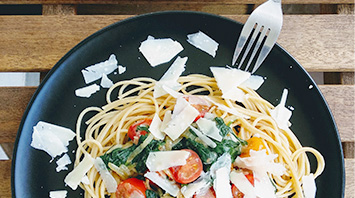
[116,178,146,198]
[127,118,152,142]
[231,172,254,198]
[193,187,216,198]
[191,103,211,122]
[169,149,203,184]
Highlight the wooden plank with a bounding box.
[0,15,353,72]
[0,85,353,143]
[0,0,354,5]
[0,160,11,198]
[1,159,353,197]
[0,87,36,143]
[319,85,355,142]
[42,4,77,15]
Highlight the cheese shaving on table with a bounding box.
[153,56,187,98]
[139,35,184,67]
[30,121,75,159]
[187,31,219,57]
[81,54,118,84]
[145,150,190,171]
[64,154,94,190]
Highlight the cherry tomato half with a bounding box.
[170,149,203,184]
[231,172,254,198]
[193,187,216,198]
[127,118,152,142]
[116,178,146,198]
[191,104,210,122]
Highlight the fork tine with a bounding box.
[232,21,256,66]
[239,24,262,70]
[245,27,268,71]
[251,29,280,73]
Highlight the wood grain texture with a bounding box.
[0,15,353,72]
[319,85,355,142]
[0,0,354,4]
[0,87,36,143]
[42,4,77,15]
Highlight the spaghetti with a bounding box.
[74,74,325,198]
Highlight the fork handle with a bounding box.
[271,0,281,3]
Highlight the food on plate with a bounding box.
[70,66,324,197]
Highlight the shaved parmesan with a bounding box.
[163,98,199,140]
[153,56,187,98]
[75,84,100,98]
[210,67,250,102]
[94,157,117,193]
[144,172,180,196]
[81,54,118,84]
[302,174,317,198]
[187,31,219,57]
[205,96,249,119]
[270,89,292,130]
[64,154,94,190]
[160,110,172,131]
[145,150,190,171]
[100,73,114,88]
[118,65,126,74]
[210,153,232,179]
[230,170,256,197]
[214,167,233,198]
[49,190,67,198]
[56,154,71,172]
[31,121,75,159]
[241,75,265,90]
[234,150,286,176]
[189,125,217,148]
[139,36,184,67]
[196,118,222,142]
[254,172,277,198]
[148,114,165,140]
[181,172,211,198]
[81,175,90,185]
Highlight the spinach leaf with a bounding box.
[214,117,233,137]
[214,139,242,162]
[146,189,159,198]
[100,145,136,168]
[132,134,165,173]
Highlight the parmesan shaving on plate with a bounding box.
[181,172,211,198]
[196,118,222,142]
[75,84,100,98]
[302,174,317,198]
[210,66,265,102]
[145,150,190,171]
[93,157,117,193]
[64,154,94,190]
[230,170,256,198]
[100,73,114,88]
[270,88,292,130]
[187,31,219,57]
[163,97,199,140]
[118,65,126,74]
[153,56,187,98]
[254,172,277,198]
[56,154,71,172]
[189,125,217,148]
[148,113,166,140]
[49,190,67,198]
[81,54,118,84]
[30,121,75,159]
[139,35,184,67]
[214,167,233,198]
[234,149,286,176]
[144,171,180,196]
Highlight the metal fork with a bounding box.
[232,0,283,74]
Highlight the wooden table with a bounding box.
[0,1,354,197]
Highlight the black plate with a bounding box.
[12,11,344,197]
